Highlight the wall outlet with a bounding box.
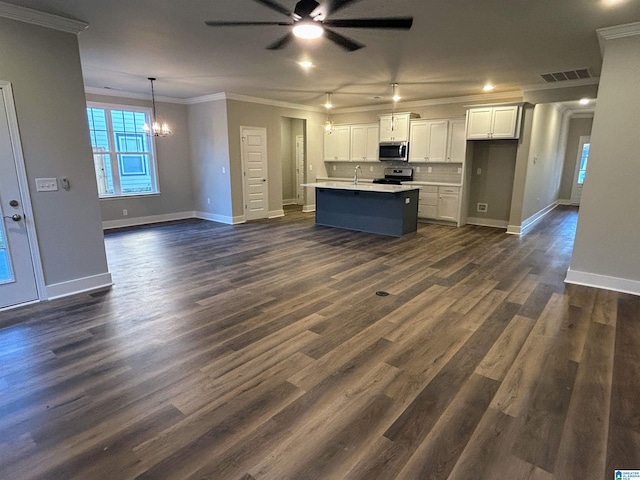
[477,168,482,175]
[427,166,432,173]
[309,165,313,171]
[369,166,373,172]
[122,209,128,216]
[332,165,336,171]
[416,166,421,173]
[35,178,58,192]
[207,198,210,205]
[477,203,488,213]
[222,167,226,174]
[457,167,462,174]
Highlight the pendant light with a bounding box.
[142,77,172,137]
[324,92,334,134]
[390,83,400,131]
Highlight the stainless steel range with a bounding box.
[372,167,414,185]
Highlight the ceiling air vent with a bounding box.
[540,68,593,83]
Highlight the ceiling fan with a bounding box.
[205,0,413,52]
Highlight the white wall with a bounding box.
[0,17,110,293]
[568,30,640,294]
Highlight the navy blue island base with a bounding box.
[305,183,420,237]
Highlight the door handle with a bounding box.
[3,214,22,222]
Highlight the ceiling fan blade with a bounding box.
[205,20,292,26]
[329,0,363,14]
[323,17,414,29]
[251,0,294,17]
[323,28,364,51]
[266,32,295,50]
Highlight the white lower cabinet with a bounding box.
[418,185,460,222]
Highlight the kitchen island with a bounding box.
[302,182,420,237]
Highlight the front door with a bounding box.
[0,84,39,309]
[241,127,269,221]
[296,134,305,206]
[570,135,590,205]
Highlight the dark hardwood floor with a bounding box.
[1,205,639,479]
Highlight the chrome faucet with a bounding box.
[354,165,362,185]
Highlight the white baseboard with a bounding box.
[103,211,195,230]
[282,199,297,205]
[565,268,640,296]
[195,211,246,225]
[466,217,508,229]
[507,202,558,235]
[302,204,316,213]
[46,272,114,300]
[557,198,577,206]
[269,209,285,218]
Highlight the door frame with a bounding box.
[0,81,46,308]
[570,135,590,205]
[296,134,305,206]
[240,126,269,221]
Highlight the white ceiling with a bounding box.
[4,0,640,108]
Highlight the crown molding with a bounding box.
[520,77,599,92]
[84,86,187,104]
[0,1,87,34]
[183,92,227,104]
[597,22,640,54]
[331,90,523,114]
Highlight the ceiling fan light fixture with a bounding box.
[483,84,495,91]
[324,92,333,109]
[292,21,324,39]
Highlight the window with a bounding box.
[577,142,590,185]
[86,104,159,198]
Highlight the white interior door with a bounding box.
[241,127,269,221]
[570,135,590,205]
[296,134,304,206]
[0,85,40,309]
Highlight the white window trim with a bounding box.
[87,101,161,199]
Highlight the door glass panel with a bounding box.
[0,209,15,284]
[577,143,590,185]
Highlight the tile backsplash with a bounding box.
[324,161,462,184]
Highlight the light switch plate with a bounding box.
[35,178,58,192]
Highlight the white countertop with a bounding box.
[314,177,462,188]
[302,181,420,194]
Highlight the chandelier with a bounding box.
[142,77,171,137]
[324,92,334,134]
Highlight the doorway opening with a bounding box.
[280,117,306,214]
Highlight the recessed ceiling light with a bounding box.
[483,84,495,91]
[298,61,313,69]
[579,98,590,105]
[292,22,323,39]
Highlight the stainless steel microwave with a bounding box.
[379,141,409,162]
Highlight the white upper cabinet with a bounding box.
[447,119,467,163]
[379,113,418,142]
[408,120,448,162]
[466,105,522,139]
[350,124,379,162]
[323,125,351,161]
